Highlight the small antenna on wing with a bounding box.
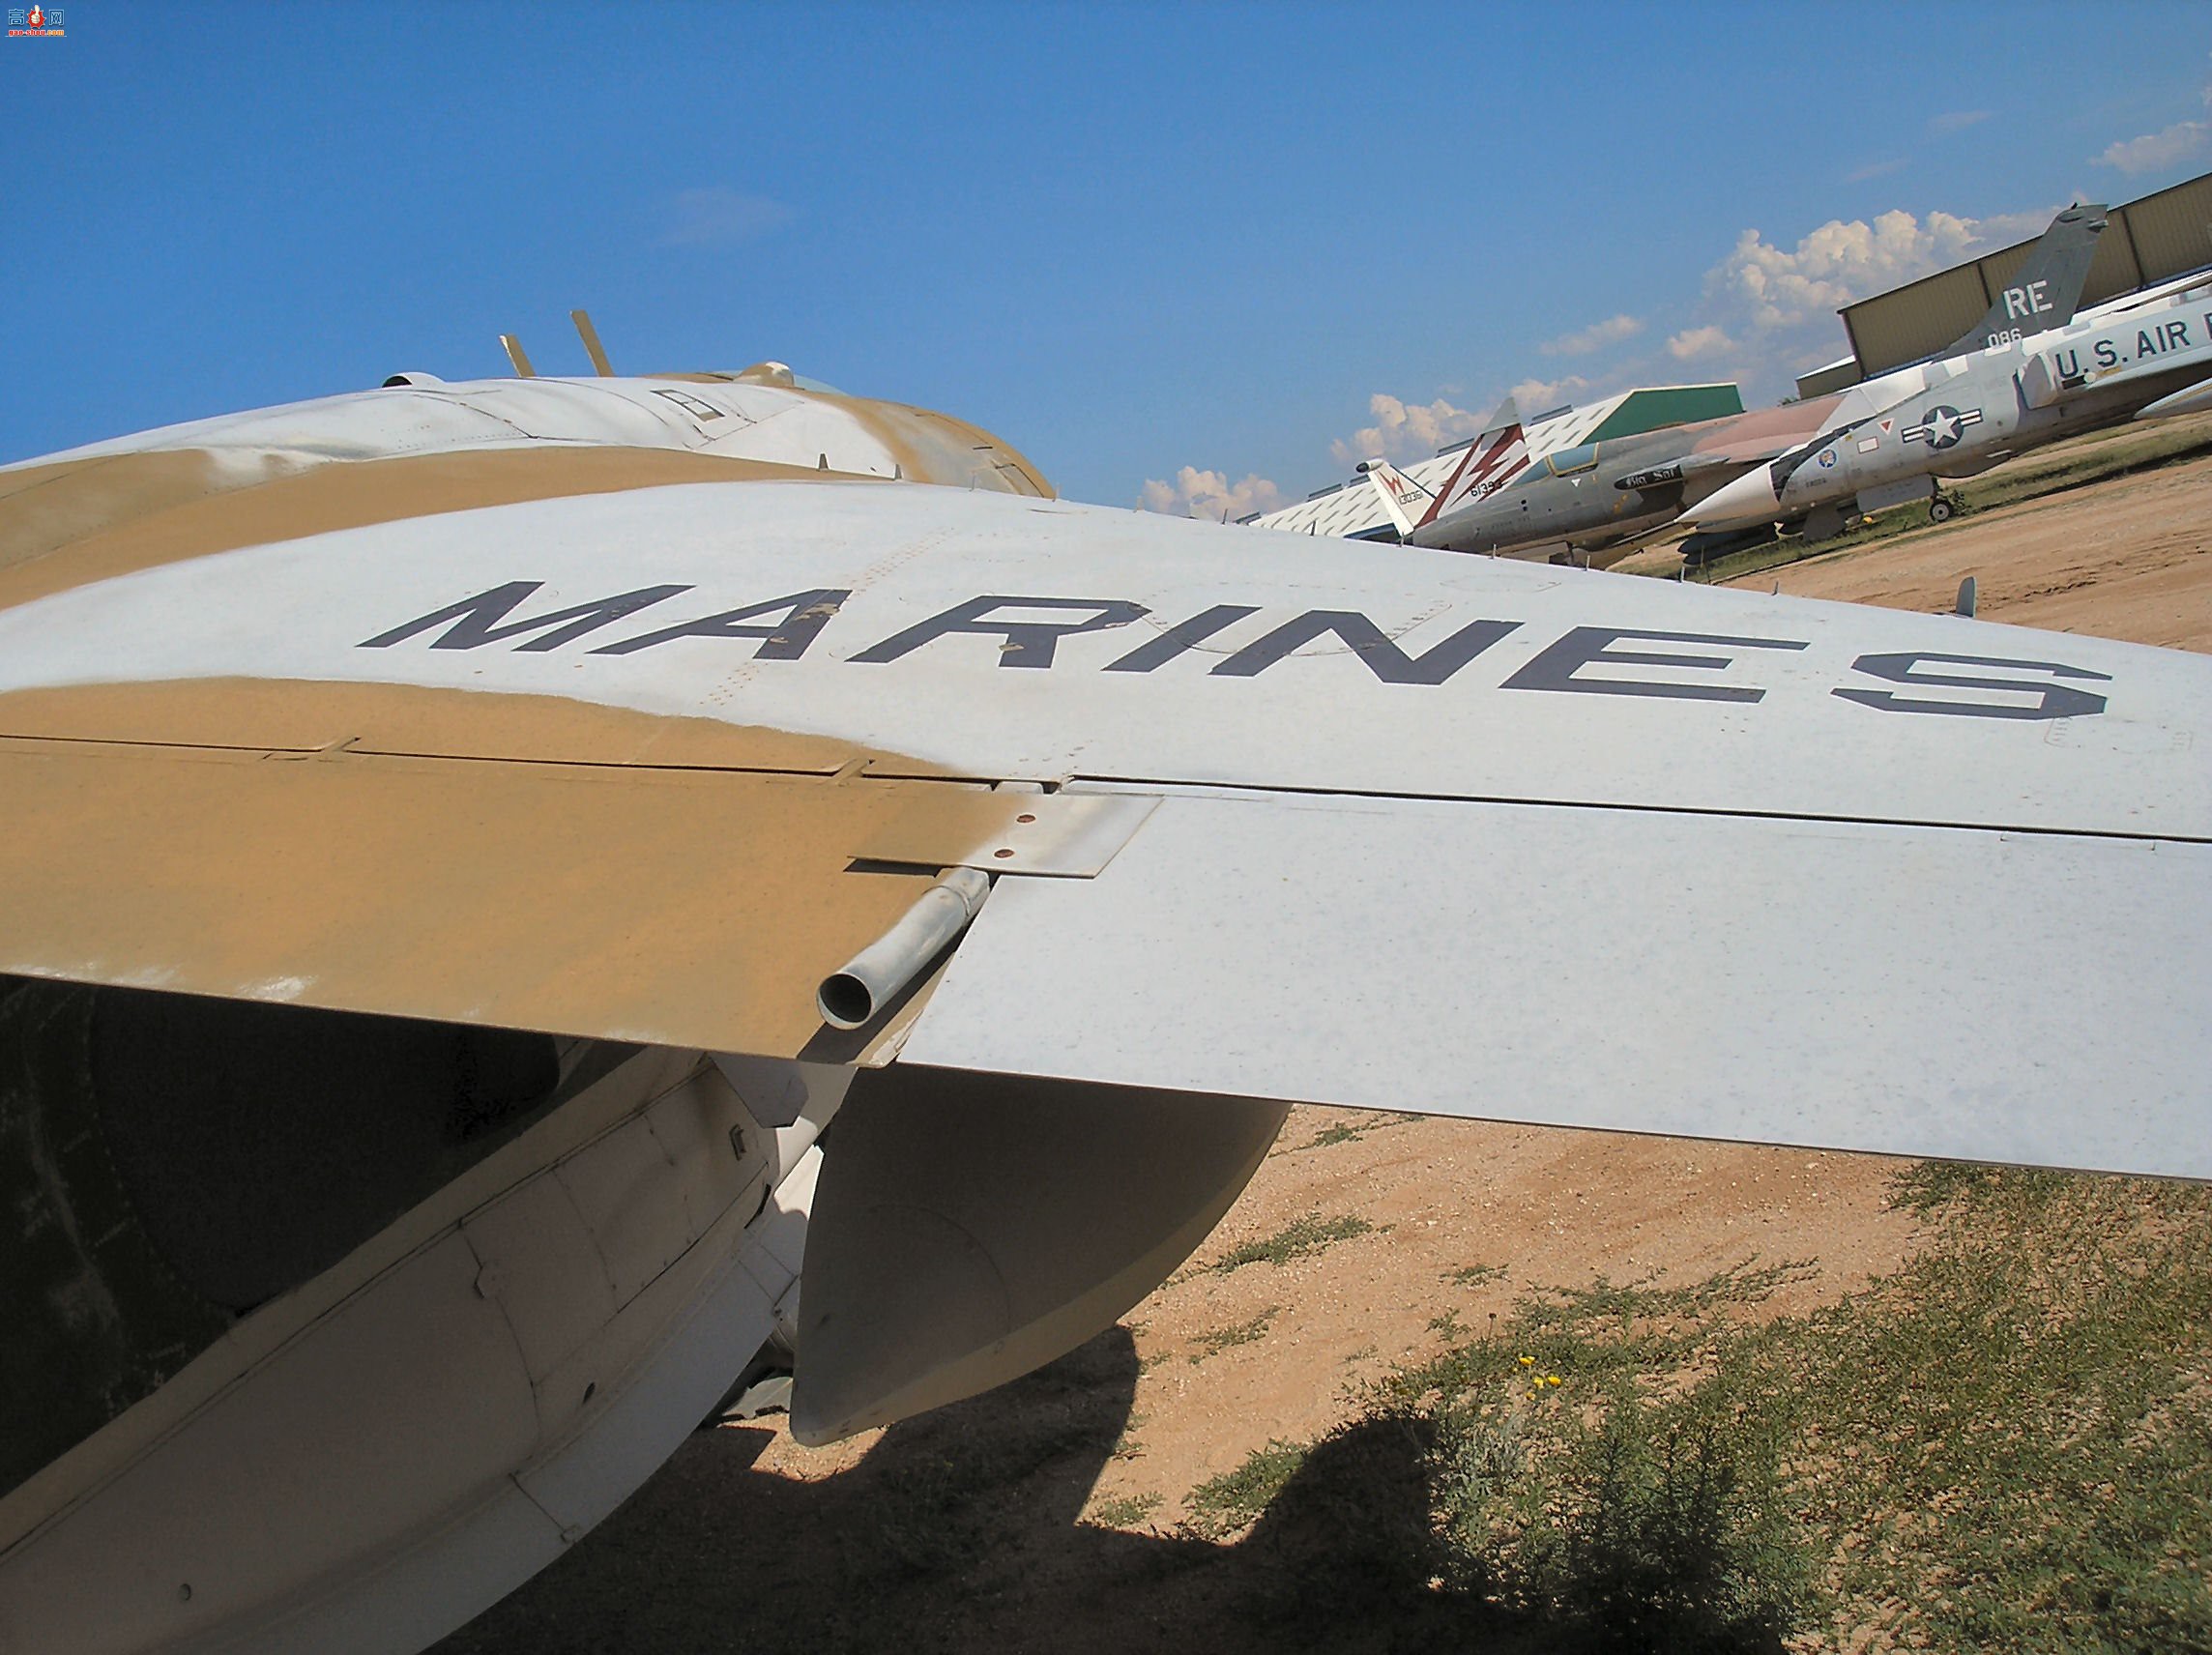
[1954,575,1977,618]
[499,334,537,378]
[570,310,614,377]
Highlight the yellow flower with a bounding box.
[1546,1375,1562,1386]
[1518,1354,1534,1366]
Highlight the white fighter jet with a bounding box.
[1689,283,2212,535]
[1,325,2207,1655]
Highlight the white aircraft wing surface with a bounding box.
[1,458,2204,1178]
[903,790,2205,1176]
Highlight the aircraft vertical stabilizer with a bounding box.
[1944,203,2108,354]
[1356,458,1435,539]
[1425,396,1528,522]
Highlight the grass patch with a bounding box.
[1183,1439,1311,1539]
[1195,1166,2212,1650]
[1447,1262,1507,1288]
[1208,1211,1374,1273]
[1109,1408,1150,1462]
[1189,1307,1281,1363]
[1294,1120,1363,1151]
[1088,1491,1160,1528]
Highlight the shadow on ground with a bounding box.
[431,1327,1778,1654]
[431,1327,1554,1655]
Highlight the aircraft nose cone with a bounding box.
[1687,469,1780,530]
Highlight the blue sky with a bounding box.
[4,2,2209,512]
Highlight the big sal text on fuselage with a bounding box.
[359,584,2112,720]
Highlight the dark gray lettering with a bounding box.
[1502,626,1807,702]
[595,589,850,657]
[1210,612,1520,684]
[853,595,1150,668]
[1832,653,2110,720]
[1104,604,1261,673]
[359,581,692,652]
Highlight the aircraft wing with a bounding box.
[6,413,2210,1655]
[3,443,2207,1178]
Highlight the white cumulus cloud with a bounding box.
[2097,69,2212,174]
[1504,374,1589,415]
[1710,209,1993,331]
[1136,466,1287,521]
[1666,325,1735,361]
[1328,392,1495,466]
[1663,202,2058,399]
[1844,158,1907,185]
[1540,313,1644,356]
[2098,120,2210,174]
[660,188,794,247]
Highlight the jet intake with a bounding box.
[817,866,991,1030]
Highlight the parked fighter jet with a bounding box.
[1408,394,1846,564]
[1410,204,2110,565]
[3,329,2208,1655]
[1356,395,1530,540]
[1687,284,2212,535]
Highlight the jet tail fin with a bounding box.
[1426,396,1528,524]
[1945,202,2108,354]
[1356,458,1436,540]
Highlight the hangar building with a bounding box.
[1796,169,2212,399]
[1249,383,1742,540]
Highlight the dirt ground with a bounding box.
[1716,421,2212,651]
[436,438,2212,1654]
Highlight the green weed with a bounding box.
[1182,1439,1312,1539]
[1188,1307,1281,1363]
[1189,1165,2212,1650]
[1087,1491,1161,1528]
[1207,1212,1374,1273]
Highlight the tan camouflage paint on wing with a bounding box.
[0,382,1049,1052]
[0,695,1033,1056]
[0,446,872,609]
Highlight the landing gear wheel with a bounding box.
[1928,495,1956,524]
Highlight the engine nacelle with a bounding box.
[0,982,806,1655]
[0,982,1285,1654]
